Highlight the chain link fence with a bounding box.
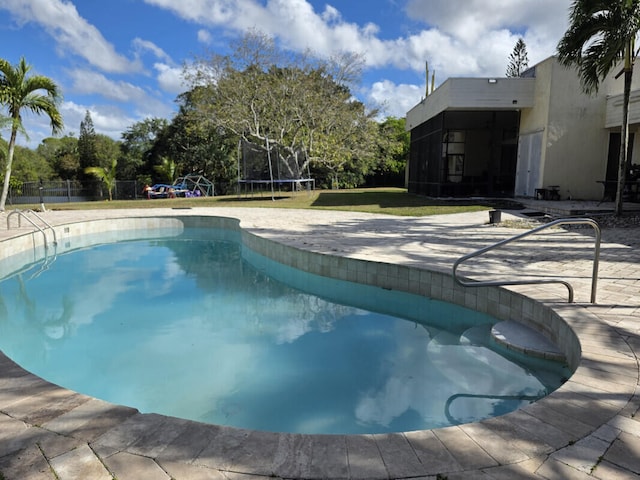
[7,180,143,206]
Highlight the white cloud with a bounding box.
[1,0,142,74]
[258,0,388,64]
[143,0,384,62]
[367,80,424,119]
[15,97,174,149]
[154,63,186,94]
[61,101,135,139]
[143,0,258,26]
[197,29,212,44]
[405,0,570,38]
[403,0,572,73]
[12,100,135,148]
[137,0,576,121]
[133,38,174,65]
[67,69,148,103]
[66,69,175,118]
[321,4,340,23]
[142,0,571,83]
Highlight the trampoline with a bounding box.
[238,138,314,199]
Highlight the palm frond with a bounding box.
[0,56,64,210]
[557,0,640,94]
[84,166,107,182]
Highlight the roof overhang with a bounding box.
[406,77,536,130]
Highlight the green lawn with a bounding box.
[17,187,511,217]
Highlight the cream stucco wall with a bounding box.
[545,59,608,200]
[541,58,640,200]
[517,58,553,196]
[518,58,609,200]
[519,58,553,136]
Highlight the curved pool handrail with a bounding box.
[452,218,601,303]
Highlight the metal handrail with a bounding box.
[26,209,58,246]
[452,218,601,303]
[7,209,58,249]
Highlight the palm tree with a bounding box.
[0,57,63,211]
[557,0,640,216]
[154,156,178,183]
[85,157,118,201]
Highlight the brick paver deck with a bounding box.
[0,206,638,479]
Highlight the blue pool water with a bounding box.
[0,227,570,434]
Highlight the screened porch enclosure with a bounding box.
[408,110,520,198]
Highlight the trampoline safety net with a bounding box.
[239,139,313,190]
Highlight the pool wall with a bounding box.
[1,215,580,370]
[242,230,581,367]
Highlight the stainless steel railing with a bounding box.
[7,209,58,249]
[452,218,601,303]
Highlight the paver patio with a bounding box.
[0,206,638,479]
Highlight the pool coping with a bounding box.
[0,209,638,479]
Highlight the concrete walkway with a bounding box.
[0,206,638,479]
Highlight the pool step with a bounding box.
[459,324,490,346]
[490,320,566,362]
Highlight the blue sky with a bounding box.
[0,0,572,148]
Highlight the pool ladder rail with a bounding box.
[452,218,601,303]
[6,209,59,279]
[7,209,58,250]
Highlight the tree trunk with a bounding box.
[615,54,634,217]
[0,126,18,212]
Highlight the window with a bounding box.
[442,130,465,182]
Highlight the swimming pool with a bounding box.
[0,222,571,435]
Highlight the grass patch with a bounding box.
[13,187,513,217]
[308,188,492,216]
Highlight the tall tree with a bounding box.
[78,110,97,177]
[93,134,120,170]
[186,31,377,187]
[557,0,640,216]
[0,57,63,211]
[164,94,237,193]
[11,145,53,181]
[37,135,79,179]
[369,117,410,186]
[307,92,377,188]
[506,38,529,77]
[119,117,168,182]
